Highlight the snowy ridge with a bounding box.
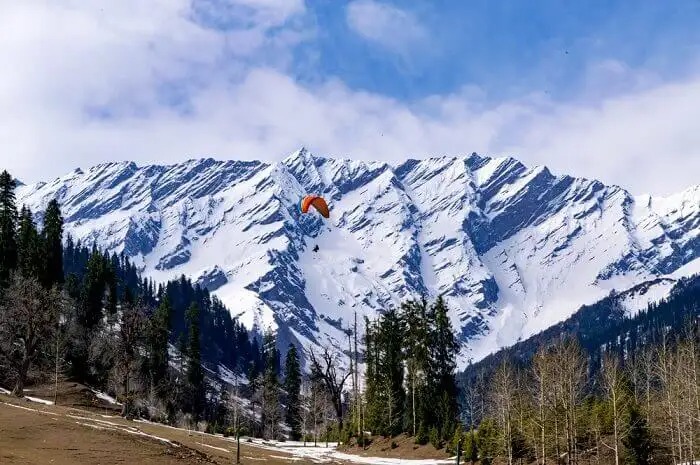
[17,150,700,364]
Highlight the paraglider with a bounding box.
[300,195,330,218]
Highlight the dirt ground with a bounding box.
[1,382,454,465]
[0,394,300,465]
[339,433,450,460]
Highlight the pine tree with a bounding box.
[378,307,405,436]
[16,206,41,279]
[449,423,463,455]
[148,296,171,398]
[401,299,430,436]
[428,296,459,439]
[622,403,652,465]
[464,428,479,464]
[78,251,112,329]
[262,330,282,439]
[41,199,64,288]
[476,418,500,465]
[284,344,302,440]
[0,170,18,285]
[186,303,205,420]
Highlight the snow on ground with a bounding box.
[216,364,248,387]
[671,257,700,279]
[23,395,54,405]
[618,278,677,317]
[0,387,10,395]
[91,389,121,405]
[246,439,454,464]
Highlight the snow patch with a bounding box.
[24,395,54,405]
[91,388,121,405]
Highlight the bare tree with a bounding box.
[492,359,517,465]
[600,353,631,465]
[308,345,352,433]
[115,300,147,418]
[531,348,550,465]
[555,339,588,465]
[228,376,244,464]
[0,274,67,396]
[656,334,683,464]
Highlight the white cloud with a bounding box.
[345,0,427,56]
[0,0,699,196]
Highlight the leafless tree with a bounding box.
[0,274,67,396]
[308,345,352,433]
[492,359,517,465]
[115,300,147,418]
[531,348,550,465]
[599,353,631,465]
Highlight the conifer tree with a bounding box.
[401,299,429,436]
[186,303,205,420]
[262,330,282,438]
[0,170,18,285]
[622,403,652,465]
[41,199,64,287]
[464,428,479,464]
[148,296,171,397]
[378,307,405,436]
[428,296,459,439]
[16,206,41,279]
[284,344,302,440]
[79,252,112,329]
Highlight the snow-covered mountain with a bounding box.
[17,150,700,365]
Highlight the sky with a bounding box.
[1,0,699,195]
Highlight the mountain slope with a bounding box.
[459,272,700,391]
[17,150,700,364]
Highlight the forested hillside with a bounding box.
[0,169,278,433]
[461,274,700,383]
[457,274,700,464]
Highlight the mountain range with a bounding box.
[16,149,700,365]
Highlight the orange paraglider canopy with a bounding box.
[300,195,330,218]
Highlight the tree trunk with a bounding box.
[611,386,619,465]
[412,373,416,437]
[13,356,31,397]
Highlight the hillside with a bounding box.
[16,149,700,364]
[459,272,700,399]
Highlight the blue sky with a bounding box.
[1,0,700,194]
[300,0,700,100]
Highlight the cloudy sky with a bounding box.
[1,0,699,194]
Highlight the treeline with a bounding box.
[458,276,700,465]
[0,169,278,433]
[457,329,699,465]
